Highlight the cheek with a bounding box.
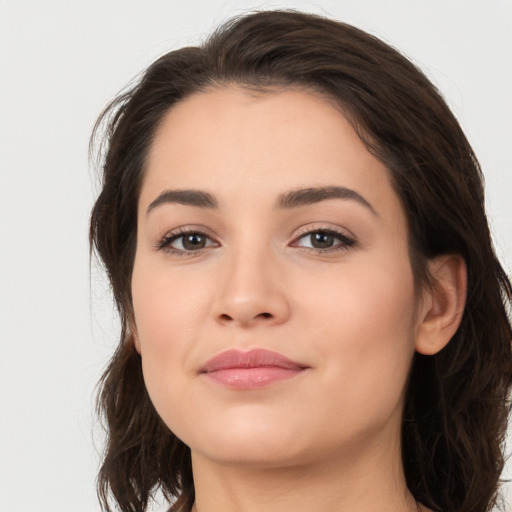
[132,254,210,349]
[300,249,416,333]
[131,252,233,436]
[299,255,418,406]
[130,257,202,411]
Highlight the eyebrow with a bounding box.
[146,186,377,215]
[147,189,218,213]
[276,186,377,214]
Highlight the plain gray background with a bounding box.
[1,1,511,510]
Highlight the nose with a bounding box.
[212,248,291,328]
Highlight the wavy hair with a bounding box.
[89,10,512,512]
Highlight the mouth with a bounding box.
[198,348,309,390]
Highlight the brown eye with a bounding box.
[293,229,355,252]
[181,233,207,250]
[158,230,218,254]
[310,232,335,249]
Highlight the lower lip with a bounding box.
[202,367,305,390]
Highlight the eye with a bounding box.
[156,230,218,255]
[292,229,355,253]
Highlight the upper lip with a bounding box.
[199,348,308,373]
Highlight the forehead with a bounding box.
[141,86,403,222]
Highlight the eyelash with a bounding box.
[155,227,356,257]
[292,227,356,254]
[155,227,218,257]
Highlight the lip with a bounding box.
[199,348,309,390]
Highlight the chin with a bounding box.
[177,407,314,468]
[194,438,310,469]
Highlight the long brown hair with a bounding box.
[90,10,512,512]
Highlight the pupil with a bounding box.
[311,232,334,249]
[183,233,205,250]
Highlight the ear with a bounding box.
[415,254,467,356]
[129,319,142,355]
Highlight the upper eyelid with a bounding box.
[159,225,352,238]
[293,224,356,240]
[160,225,218,240]
[157,224,355,241]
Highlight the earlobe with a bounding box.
[415,254,467,356]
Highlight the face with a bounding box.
[132,87,422,469]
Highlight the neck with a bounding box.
[190,429,425,512]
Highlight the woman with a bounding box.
[89,10,512,512]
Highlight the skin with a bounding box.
[131,87,465,512]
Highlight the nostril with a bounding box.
[219,312,272,322]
